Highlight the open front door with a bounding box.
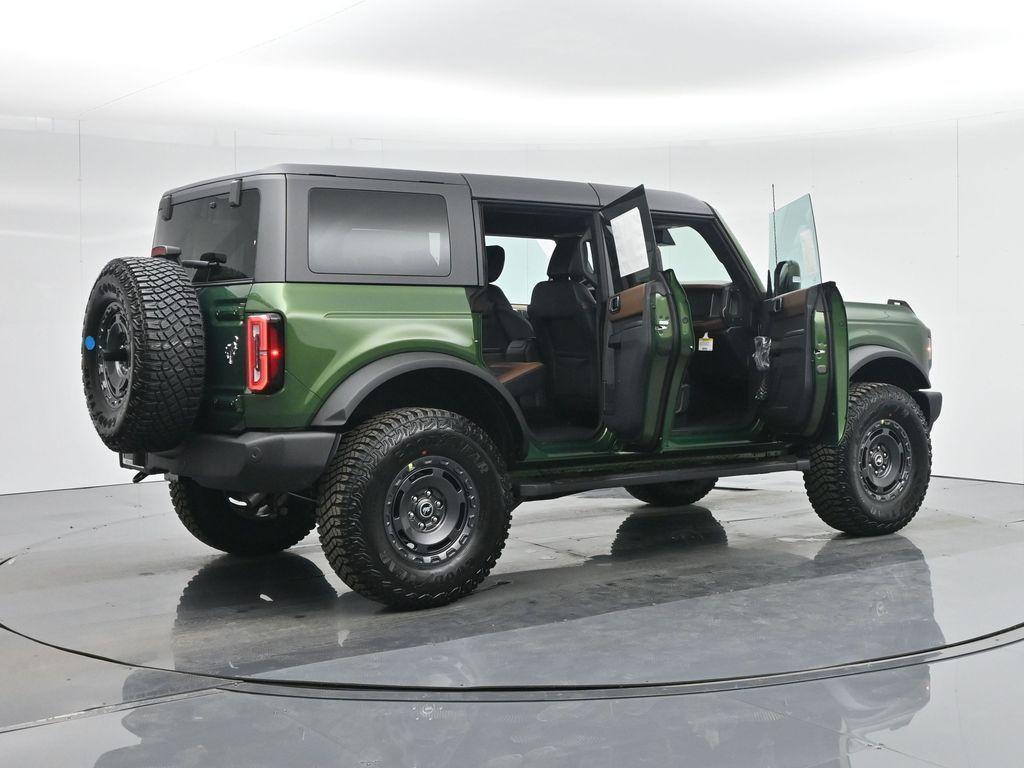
[759,195,848,442]
[599,186,693,448]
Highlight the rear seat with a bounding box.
[473,245,546,399]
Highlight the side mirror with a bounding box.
[773,260,802,295]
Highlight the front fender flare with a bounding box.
[848,344,931,389]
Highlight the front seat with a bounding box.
[472,245,545,398]
[529,239,599,411]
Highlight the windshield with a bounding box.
[154,189,260,283]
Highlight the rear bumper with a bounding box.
[132,431,339,493]
[912,390,942,427]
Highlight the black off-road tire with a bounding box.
[805,383,931,536]
[625,478,718,507]
[170,479,317,556]
[316,407,513,610]
[82,257,205,452]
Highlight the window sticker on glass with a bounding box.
[610,207,649,277]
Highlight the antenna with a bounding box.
[770,183,778,263]
[768,184,778,297]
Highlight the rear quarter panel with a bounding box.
[242,283,478,428]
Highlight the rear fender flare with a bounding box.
[311,352,529,451]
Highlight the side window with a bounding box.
[307,188,451,277]
[657,225,731,283]
[484,235,554,305]
[604,220,653,293]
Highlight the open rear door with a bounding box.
[599,186,693,448]
[759,195,848,442]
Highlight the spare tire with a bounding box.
[82,257,206,452]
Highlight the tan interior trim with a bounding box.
[609,283,647,319]
[693,318,727,334]
[490,361,543,385]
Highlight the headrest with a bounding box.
[485,245,505,283]
[547,238,589,282]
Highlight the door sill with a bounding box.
[516,456,808,500]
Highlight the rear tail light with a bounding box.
[246,313,284,393]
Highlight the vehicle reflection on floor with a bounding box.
[159,506,943,681]
[91,506,943,767]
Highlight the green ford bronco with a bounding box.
[82,164,940,609]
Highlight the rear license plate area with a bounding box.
[119,452,145,471]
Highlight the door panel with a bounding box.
[600,186,659,292]
[597,186,692,448]
[609,283,647,318]
[759,281,847,441]
[664,269,696,419]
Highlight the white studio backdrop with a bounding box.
[1,111,1021,495]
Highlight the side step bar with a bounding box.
[516,457,809,500]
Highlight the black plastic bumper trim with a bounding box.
[142,431,339,493]
[913,390,942,426]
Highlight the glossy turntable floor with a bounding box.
[1,474,1023,766]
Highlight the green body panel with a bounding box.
[845,301,931,378]
[659,271,696,444]
[829,290,850,443]
[638,290,675,446]
[220,280,920,471]
[802,285,850,442]
[241,283,478,429]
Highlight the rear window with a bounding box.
[154,190,260,283]
[307,188,451,277]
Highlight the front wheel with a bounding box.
[805,383,931,536]
[316,407,513,610]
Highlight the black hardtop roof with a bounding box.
[166,163,713,216]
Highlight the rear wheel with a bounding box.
[170,479,316,556]
[625,478,718,507]
[805,383,931,536]
[316,407,513,610]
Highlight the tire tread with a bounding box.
[316,407,512,609]
[805,382,931,536]
[82,257,206,451]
